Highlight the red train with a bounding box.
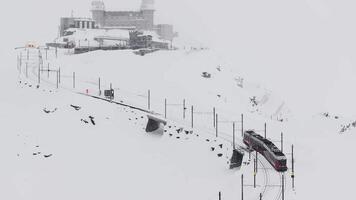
[243,130,287,172]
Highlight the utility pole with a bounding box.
[264,123,267,138]
[191,106,194,128]
[232,122,235,150]
[38,64,40,84]
[241,114,244,137]
[58,68,61,84]
[148,90,151,110]
[218,191,221,200]
[292,144,295,189]
[183,99,186,119]
[256,151,258,173]
[56,70,59,89]
[26,63,28,78]
[47,63,50,78]
[213,107,216,127]
[241,174,244,200]
[281,132,284,152]
[215,114,218,137]
[282,173,285,200]
[72,72,75,88]
[254,158,256,188]
[164,98,167,118]
[98,78,101,95]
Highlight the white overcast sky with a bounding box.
[1,0,356,117]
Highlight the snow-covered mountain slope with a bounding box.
[2,43,355,200]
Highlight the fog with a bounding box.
[1,0,355,117]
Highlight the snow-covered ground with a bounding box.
[2,0,356,199]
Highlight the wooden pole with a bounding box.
[58,68,61,84]
[218,191,221,200]
[47,63,50,78]
[26,63,28,78]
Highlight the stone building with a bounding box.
[91,0,154,30]
[91,0,175,41]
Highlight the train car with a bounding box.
[243,130,287,172]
